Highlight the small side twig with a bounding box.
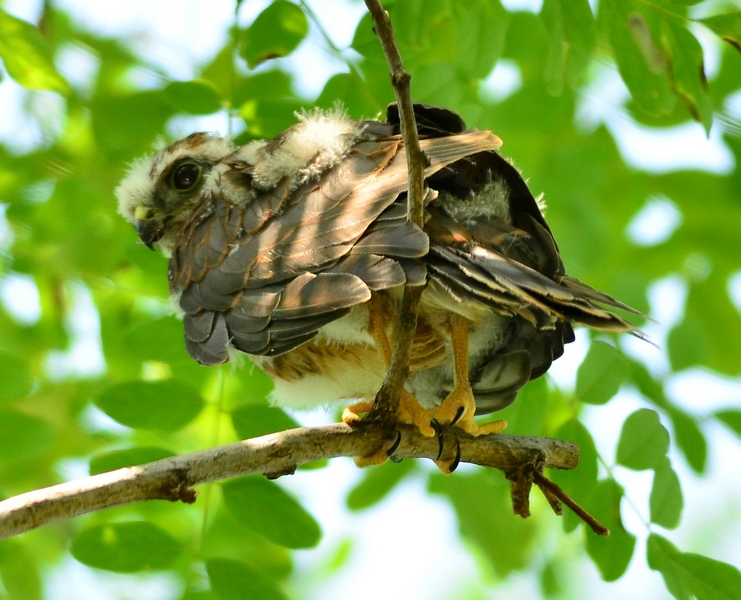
[364,0,429,427]
[533,470,610,536]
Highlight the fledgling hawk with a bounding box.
[117,104,642,466]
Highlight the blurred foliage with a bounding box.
[0,0,739,598]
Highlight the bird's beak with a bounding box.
[134,205,165,250]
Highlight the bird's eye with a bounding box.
[172,163,201,191]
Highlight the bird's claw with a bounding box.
[430,405,466,460]
[386,430,403,463]
[430,418,444,459]
[449,438,462,473]
[433,437,462,475]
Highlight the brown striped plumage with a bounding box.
[117,104,642,447]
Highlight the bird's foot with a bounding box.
[343,389,446,467]
[342,400,373,426]
[425,385,507,474]
[342,388,506,473]
[342,400,403,467]
[428,384,508,437]
[396,390,441,437]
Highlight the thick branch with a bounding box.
[364,0,428,426]
[0,425,578,540]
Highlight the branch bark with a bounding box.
[0,424,578,540]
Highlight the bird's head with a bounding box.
[116,132,236,255]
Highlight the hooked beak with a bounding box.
[134,205,165,250]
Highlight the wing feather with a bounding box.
[326,254,407,291]
[183,310,216,344]
[271,272,371,319]
[184,311,230,366]
[351,221,429,257]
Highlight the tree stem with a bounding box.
[0,425,578,540]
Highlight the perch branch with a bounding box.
[0,425,578,540]
[363,0,429,427]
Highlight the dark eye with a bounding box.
[172,163,201,191]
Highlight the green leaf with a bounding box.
[231,404,299,440]
[0,540,41,600]
[648,534,741,600]
[668,275,741,375]
[700,11,741,54]
[0,350,33,403]
[0,408,55,465]
[0,9,69,95]
[233,69,293,106]
[628,358,668,407]
[575,341,629,405]
[428,469,537,578]
[667,406,707,474]
[540,0,596,95]
[454,0,510,79]
[92,91,173,156]
[322,538,353,574]
[122,317,193,364]
[650,458,683,529]
[413,61,465,106]
[616,408,670,470]
[316,72,383,119]
[648,534,691,600]
[93,380,204,431]
[222,476,321,549]
[161,80,222,115]
[715,409,741,438]
[346,459,416,512]
[491,375,548,435]
[206,559,288,600]
[601,0,675,116]
[71,522,182,572]
[660,17,713,132]
[585,479,636,581]
[238,97,306,139]
[540,559,564,597]
[667,313,704,371]
[240,0,309,69]
[89,447,175,475]
[181,592,218,600]
[199,511,292,581]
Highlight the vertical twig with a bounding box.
[363,0,428,427]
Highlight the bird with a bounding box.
[117,103,642,470]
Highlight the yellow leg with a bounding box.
[344,304,507,471]
[365,297,444,435]
[430,315,507,436]
[344,297,407,467]
[341,297,395,428]
[427,316,507,473]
